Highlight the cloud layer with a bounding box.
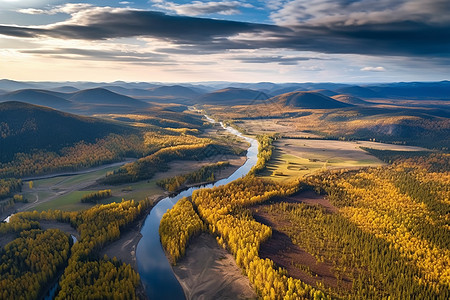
[1,2,448,60]
[1,1,449,82]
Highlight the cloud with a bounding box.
[270,0,450,26]
[20,47,170,64]
[231,55,320,65]
[2,8,283,42]
[361,66,386,72]
[18,3,92,15]
[153,1,253,16]
[1,3,450,60]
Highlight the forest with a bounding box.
[100,143,243,185]
[156,161,230,192]
[80,189,112,203]
[0,198,152,299]
[159,139,449,299]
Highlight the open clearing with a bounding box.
[261,138,428,182]
[252,191,352,292]
[173,233,256,300]
[21,154,246,212]
[235,119,321,138]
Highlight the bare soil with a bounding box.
[39,220,80,239]
[173,233,257,300]
[252,191,351,291]
[0,232,16,248]
[282,190,338,213]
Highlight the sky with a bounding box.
[0,0,449,83]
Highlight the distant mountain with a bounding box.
[273,91,353,109]
[367,81,450,99]
[0,79,35,91]
[197,87,270,105]
[148,85,202,98]
[0,89,72,109]
[68,88,149,107]
[336,86,383,98]
[0,101,136,162]
[311,89,339,97]
[51,86,79,93]
[101,86,156,97]
[332,94,369,105]
[269,85,304,96]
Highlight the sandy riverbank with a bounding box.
[172,233,256,300]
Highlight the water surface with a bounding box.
[136,118,258,299]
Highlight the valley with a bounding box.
[0,80,448,300]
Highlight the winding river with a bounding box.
[136,116,259,299]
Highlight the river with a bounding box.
[136,116,259,300]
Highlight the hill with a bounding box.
[336,86,383,98]
[272,91,353,109]
[331,94,369,105]
[68,88,149,107]
[310,89,339,97]
[197,87,270,105]
[51,86,79,93]
[0,79,35,91]
[101,86,157,97]
[368,81,450,99]
[148,85,201,98]
[0,101,135,162]
[0,89,72,109]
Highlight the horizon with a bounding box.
[2,78,449,86]
[1,1,449,82]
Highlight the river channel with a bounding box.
[135,116,259,299]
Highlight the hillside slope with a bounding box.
[0,89,72,109]
[0,101,136,162]
[69,88,149,107]
[197,88,270,105]
[273,91,352,109]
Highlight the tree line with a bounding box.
[101,143,243,185]
[80,189,112,203]
[1,198,153,299]
[156,161,230,192]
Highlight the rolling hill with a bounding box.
[336,86,383,98]
[51,86,79,93]
[272,91,353,109]
[148,85,201,98]
[0,101,136,162]
[332,94,370,105]
[101,85,157,97]
[368,81,450,99]
[0,89,72,109]
[0,79,35,91]
[197,87,271,105]
[68,88,149,107]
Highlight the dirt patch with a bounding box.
[0,232,17,248]
[39,220,80,239]
[173,233,256,300]
[253,210,351,291]
[283,190,338,213]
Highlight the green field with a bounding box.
[21,163,164,212]
[30,191,94,212]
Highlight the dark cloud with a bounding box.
[1,10,283,41]
[0,8,449,58]
[21,47,171,64]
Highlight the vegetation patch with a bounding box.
[156,161,230,192]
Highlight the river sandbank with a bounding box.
[173,233,256,300]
